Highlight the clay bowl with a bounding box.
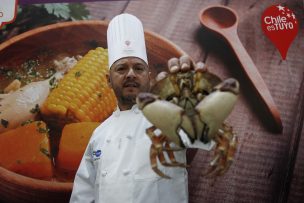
[0,20,185,203]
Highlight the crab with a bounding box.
[136,56,239,179]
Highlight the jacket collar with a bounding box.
[113,104,140,117]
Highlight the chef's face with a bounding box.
[107,57,150,110]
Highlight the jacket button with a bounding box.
[106,139,111,143]
[126,134,133,140]
[101,171,107,177]
[123,170,130,176]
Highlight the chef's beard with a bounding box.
[110,77,151,109]
[112,87,141,108]
[120,95,137,106]
[115,85,150,109]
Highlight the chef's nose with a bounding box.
[126,67,136,78]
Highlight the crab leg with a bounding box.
[163,142,188,167]
[154,140,186,168]
[149,135,180,179]
[150,144,171,179]
[146,125,188,178]
[146,126,182,151]
[203,124,237,177]
[218,125,237,175]
[146,126,187,173]
[203,133,226,177]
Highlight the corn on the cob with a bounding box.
[41,47,117,127]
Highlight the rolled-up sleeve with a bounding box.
[69,143,96,203]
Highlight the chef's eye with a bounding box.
[115,65,127,73]
[133,65,145,73]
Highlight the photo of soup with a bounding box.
[0,45,117,181]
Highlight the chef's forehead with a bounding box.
[111,57,149,68]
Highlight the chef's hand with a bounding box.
[155,55,206,82]
[168,55,206,73]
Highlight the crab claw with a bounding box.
[136,92,158,110]
[137,92,186,147]
[195,78,239,141]
[214,78,239,95]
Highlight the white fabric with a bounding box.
[179,129,215,150]
[70,105,188,203]
[107,13,148,69]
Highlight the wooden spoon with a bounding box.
[199,5,283,132]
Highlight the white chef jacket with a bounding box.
[70,105,188,203]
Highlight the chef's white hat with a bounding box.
[107,13,148,69]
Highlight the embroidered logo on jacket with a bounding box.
[93,149,102,160]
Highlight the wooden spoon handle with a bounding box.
[224,30,283,132]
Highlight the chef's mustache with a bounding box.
[123,79,140,87]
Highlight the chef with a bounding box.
[69,13,188,203]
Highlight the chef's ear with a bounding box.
[106,73,112,88]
